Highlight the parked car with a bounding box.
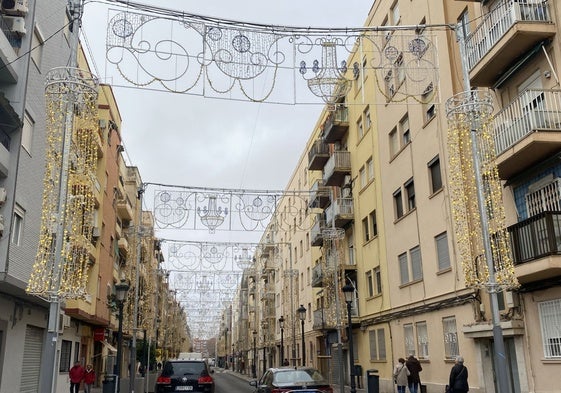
[156,359,215,393]
[249,367,333,393]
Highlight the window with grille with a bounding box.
[416,321,429,359]
[442,316,459,359]
[435,232,451,271]
[525,177,561,216]
[539,298,561,358]
[404,324,415,356]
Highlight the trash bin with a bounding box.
[103,374,118,393]
[366,369,379,393]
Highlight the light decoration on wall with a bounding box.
[104,2,439,105]
[446,91,518,289]
[27,67,99,298]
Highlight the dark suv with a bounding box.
[155,359,215,393]
[250,367,333,393]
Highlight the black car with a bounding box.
[249,367,333,393]
[156,359,215,393]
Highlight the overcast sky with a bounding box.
[81,0,374,193]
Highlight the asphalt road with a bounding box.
[214,370,255,393]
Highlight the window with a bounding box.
[404,324,415,356]
[539,298,561,358]
[396,53,405,87]
[31,26,44,69]
[391,1,400,24]
[394,188,404,219]
[60,340,72,372]
[416,322,429,359]
[22,111,34,153]
[369,210,378,237]
[398,252,409,285]
[364,107,371,129]
[385,70,395,99]
[389,127,399,157]
[357,118,364,140]
[400,115,410,146]
[428,156,442,193]
[442,316,459,359]
[11,205,25,246]
[366,271,373,297]
[362,217,370,243]
[422,82,436,122]
[369,328,386,360]
[435,232,451,270]
[410,246,423,280]
[360,166,367,189]
[405,178,415,211]
[367,158,374,182]
[374,267,382,295]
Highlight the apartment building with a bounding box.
[227,1,561,393]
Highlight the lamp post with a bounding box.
[279,316,285,366]
[342,284,356,393]
[297,305,306,366]
[114,279,130,393]
[252,330,257,378]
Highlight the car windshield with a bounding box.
[274,369,327,385]
[162,361,206,377]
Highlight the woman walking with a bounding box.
[393,357,410,393]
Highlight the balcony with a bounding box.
[466,0,555,87]
[118,237,129,256]
[492,89,561,179]
[0,17,19,84]
[312,308,337,331]
[0,130,10,177]
[323,150,351,186]
[325,197,354,228]
[117,194,134,220]
[311,215,326,247]
[309,179,331,209]
[323,107,349,143]
[312,264,325,287]
[507,211,561,284]
[308,139,330,171]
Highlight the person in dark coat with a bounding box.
[448,356,469,393]
[406,355,422,393]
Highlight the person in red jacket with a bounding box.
[69,361,84,393]
[84,364,96,393]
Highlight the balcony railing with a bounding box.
[309,179,331,209]
[466,0,552,71]
[323,150,351,186]
[308,139,330,171]
[311,264,324,287]
[325,197,354,227]
[493,89,561,155]
[312,308,337,331]
[508,211,561,264]
[311,215,326,247]
[323,107,349,143]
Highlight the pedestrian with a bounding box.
[69,361,84,393]
[84,364,95,393]
[448,356,469,393]
[393,358,410,393]
[406,355,422,393]
[283,358,289,366]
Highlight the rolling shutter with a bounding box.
[20,325,44,393]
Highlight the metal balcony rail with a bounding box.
[308,139,329,160]
[0,129,10,150]
[493,89,561,155]
[466,0,552,70]
[323,150,351,180]
[324,106,349,130]
[325,197,354,224]
[507,210,561,264]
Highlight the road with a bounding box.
[214,370,254,393]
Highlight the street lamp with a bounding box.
[252,330,257,378]
[297,305,306,366]
[279,316,285,366]
[114,279,130,393]
[342,284,356,393]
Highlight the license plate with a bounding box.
[176,386,193,391]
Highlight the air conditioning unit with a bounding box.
[62,314,71,328]
[1,0,28,15]
[3,15,26,35]
[0,187,6,206]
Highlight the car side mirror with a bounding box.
[249,380,258,387]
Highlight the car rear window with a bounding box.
[162,361,206,377]
[274,369,327,384]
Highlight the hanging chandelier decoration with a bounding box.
[27,67,99,299]
[104,3,439,105]
[446,91,519,289]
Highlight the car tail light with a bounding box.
[198,375,214,384]
[156,376,171,384]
